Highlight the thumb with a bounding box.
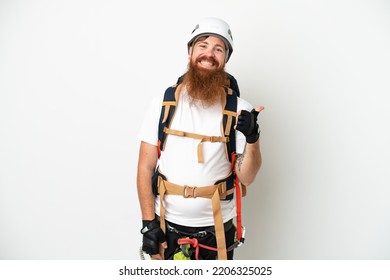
[255,105,264,112]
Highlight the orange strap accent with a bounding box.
[223,109,237,136]
[161,101,176,123]
[220,90,237,137]
[161,84,182,124]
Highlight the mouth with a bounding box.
[196,57,219,69]
[200,60,215,67]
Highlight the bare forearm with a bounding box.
[137,166,156,220]
[137,142,158,221]
[235,140,262,186]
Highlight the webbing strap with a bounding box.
[223,109,236,136]
[164,127,229,163]
[162,101,176,123]
[158,84,183,154]
[212,188,228,259]
[157,177,231,260]
[158,176,234,199]
[220,89,237,138]
[158,176,167,258]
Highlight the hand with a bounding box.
[140,219,167,259]
[236,106,264,144]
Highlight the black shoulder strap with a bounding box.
[222,87,238,163]
[226,73,240,97]
[157,84,181,157]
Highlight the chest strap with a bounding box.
[157,175,234,260]
[163,127,229,163]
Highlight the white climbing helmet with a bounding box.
[187,17,234,62]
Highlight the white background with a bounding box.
[1,0,389,260]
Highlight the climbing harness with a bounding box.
[166,220,245,260]
[149,73,247,260]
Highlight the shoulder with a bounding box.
[148,83,187,109]
[150,92,164,109]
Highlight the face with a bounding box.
[189,36,226,71]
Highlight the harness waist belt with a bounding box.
[166,219,233,238]
[157,176,233,260]
[159,178,234,200]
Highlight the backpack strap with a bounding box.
[157,84,183,158]
[221,87,238,163]
[226,73,240,97]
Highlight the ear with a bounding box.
[188,46,193,60]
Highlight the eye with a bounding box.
[216,47,225,53]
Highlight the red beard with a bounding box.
[182,57,228,107]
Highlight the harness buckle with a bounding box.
[196,231,207,238]
[218,182,227,200]
[183,186,197,198]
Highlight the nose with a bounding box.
[204,46,216,58]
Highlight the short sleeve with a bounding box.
[137,94,163,146]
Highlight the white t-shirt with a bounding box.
[138,87,253,226]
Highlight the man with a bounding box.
[137,17,263,260]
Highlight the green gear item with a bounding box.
[173,244,191,260]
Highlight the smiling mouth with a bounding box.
[200,60,214,67]
[196,57,219,68]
